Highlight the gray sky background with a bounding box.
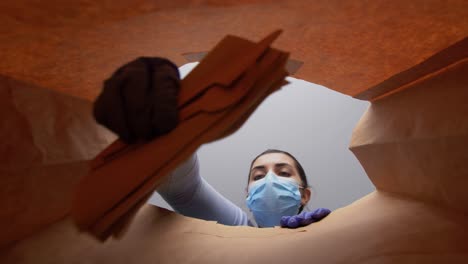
[149,62,374,215]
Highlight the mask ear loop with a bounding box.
[298,185,311,213]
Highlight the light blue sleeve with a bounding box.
[156,153,250,226]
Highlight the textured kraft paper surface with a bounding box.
[0,1,467,101]
[1,0,468,263]
[2,192,468,263]
[350,59,468,213]
[0,76,115,247]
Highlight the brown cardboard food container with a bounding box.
[1,1,467,263]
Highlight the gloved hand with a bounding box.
[93,57,181,144]
[280,208,331,228]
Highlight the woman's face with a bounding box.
[247,152,311,206]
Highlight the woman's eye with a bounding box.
[279,172,291,177]
[253,175,264,181]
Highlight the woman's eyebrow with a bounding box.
[274,163,293,169]
[251,163,293,173]
[251,165,266,172]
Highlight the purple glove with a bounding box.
[280,208,331,228]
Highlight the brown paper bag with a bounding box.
[0,76,115,247]
[1,1,467,262]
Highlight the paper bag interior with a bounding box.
[1,1,467,263]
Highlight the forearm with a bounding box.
[156,153,201,206]
[156,153,249,226]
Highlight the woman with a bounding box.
[156,148,330,228]
[94,57,330,228]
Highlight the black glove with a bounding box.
[93,57,180,143]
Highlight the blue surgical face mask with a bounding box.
[246,171,302,227]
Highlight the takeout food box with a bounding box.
[1,1,467,263]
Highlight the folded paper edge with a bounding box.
[355,36,468,101]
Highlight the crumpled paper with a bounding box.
[0,75,115,247]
